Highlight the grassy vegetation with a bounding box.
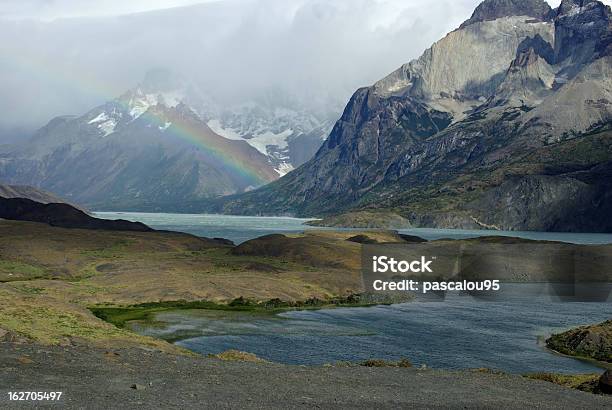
[0,287,175,351]
[79,240,134,258]
[307,211,412,229]
[0,260,47,282]
[360,358,413,368]
[546,320,612,363]
[208,350,269,363]
[89,294,370,328]
[0,220,382,349]
[524,372,603,394]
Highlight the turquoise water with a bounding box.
[93,212,612,245]
[95,212,612,372]
[94,212,316,244]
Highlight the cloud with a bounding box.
[0,0,219,20]
[3,0,609,21]
[0,0,481,131]
[2,0,608,134]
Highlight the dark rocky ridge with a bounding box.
[555,0,612,63]
[460,0,552,28]
[0,197,151,231]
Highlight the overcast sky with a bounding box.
[2,0,602,20]
[0,0,609,137]
[0,0,217,20]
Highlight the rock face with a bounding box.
[0,72,279,212]
[0,197,151,231]
[460,0,552,28]
[211,0,612,233]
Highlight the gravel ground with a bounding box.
[1,342,610,409]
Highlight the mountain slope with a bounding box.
[0,184,75,205]
[0,75,280,211]
[210,0,612,232]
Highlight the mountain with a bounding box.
[0,73,281,211]
[126,69,337,176]
[210,0,612,233]
[204,88,337,175]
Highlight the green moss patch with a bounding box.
[0,259,47,281]
[90,295,371,328]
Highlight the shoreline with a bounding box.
[537,333,612,372]
[88,294,401,329]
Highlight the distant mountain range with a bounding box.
[209,0,612,232]
[0,70,333,211]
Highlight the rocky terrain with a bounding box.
[1,342,610,409]
[211,0,612,233]
[547,320,612,362]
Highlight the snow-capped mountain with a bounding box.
[0,72,281,211]
[119,69,337,176]
[206,103,335,176]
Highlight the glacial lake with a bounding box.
[93,211,612,245]
[94,212,612,373]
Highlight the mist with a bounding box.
[0,0,483,136]
[0,0,606,138]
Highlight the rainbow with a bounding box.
[136,107,274,187]
[0,42,275,187]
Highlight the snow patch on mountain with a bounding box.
[246,129,293,155]
[126,88,185,119]
[209,117,294,154]
[88,111,118,136]
[208,118,297,175]
[207,119,243,140]
[88,112,109,124]
[274,162,294,176]
[97,119,117,137]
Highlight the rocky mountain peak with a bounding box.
[557,0,601,16]
[460,0,552,28]
[554,0,611,63]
